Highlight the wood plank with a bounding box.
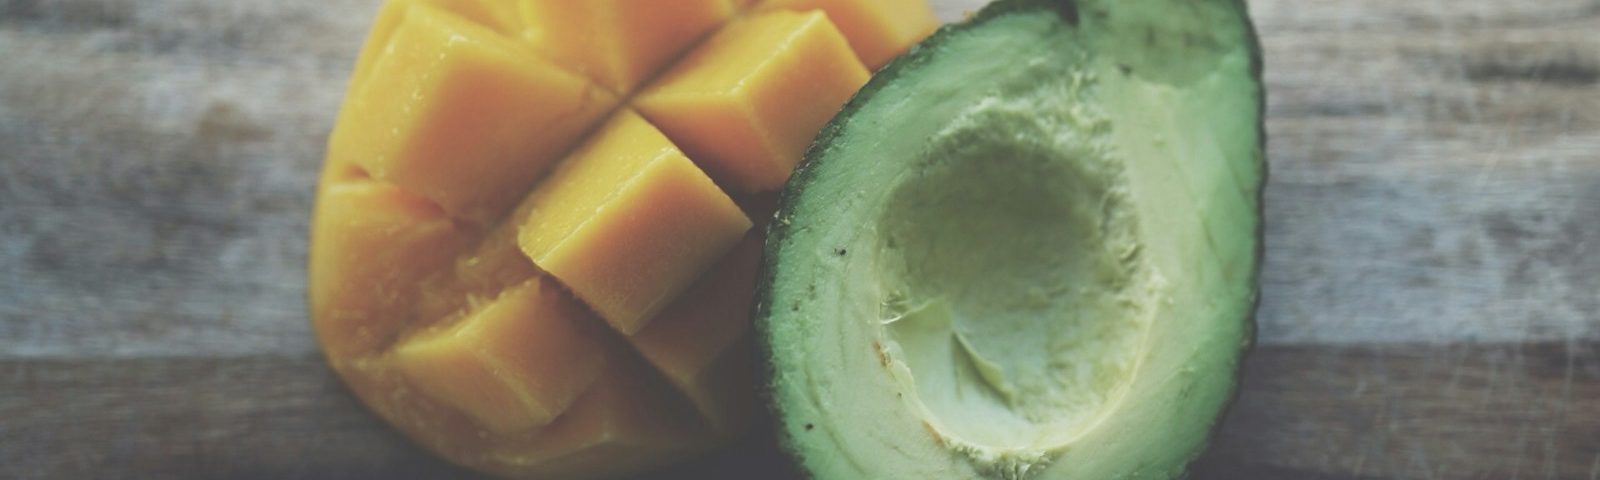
[4,343,1596,479]
[0,0,373,357]
[1196,342,1600,479]
[1,0,1598,478]
[0,356,466,479]
[1251,1,1600,344]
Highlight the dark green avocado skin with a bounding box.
[752,0,1265,477]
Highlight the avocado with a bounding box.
[754,0,1264,478]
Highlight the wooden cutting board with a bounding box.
[1,0,1596,478]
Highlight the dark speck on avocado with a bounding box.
[1056,0,1079,25]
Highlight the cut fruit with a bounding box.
[327,2,617,224]
[635,10,869,192]
[629,233,765,429]
[760,0,939,69]
[392,277,607,434]
[309,0,938,478]
[309,180,469,358]
[477,351,705,480]
[517,0,736,93]
[515,111,751,334]
[757,0,1264,478]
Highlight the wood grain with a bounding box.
[1253,0,1600,344]
[1197,342,1600,479]
[5,344,1594,479]
[0,0,1597,478]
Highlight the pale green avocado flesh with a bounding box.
[757,0,1262,479]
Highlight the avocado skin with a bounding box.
[752,0,1266,477]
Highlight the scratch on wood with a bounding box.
[1464,59,1600,86]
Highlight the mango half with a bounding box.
[308,0,936,478]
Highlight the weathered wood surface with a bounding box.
[0,0,1596,478]
[3,344,1596,479]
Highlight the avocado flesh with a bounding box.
[758,0,1262,479]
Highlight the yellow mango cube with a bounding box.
[761,0,940,69]
[482,355,703,479]
[310,180,468,358]
[629,233,763,429]
[517,111,751,335]
[347,0,524,92]
[328,4,617,224]
[517,0,736,93]
[392,277,608,433]
[634,10,869,192]
[416,0,522,36]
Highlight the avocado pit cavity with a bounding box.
[872,103,1156,464]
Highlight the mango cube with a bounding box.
[348,0,523,90]
[629,233,763,429]
[484,355,702,479]
[517,111,751,334]
[415,0,522,37]
[517,0,736,93]
[393,278,607,433]
[345,0,551,94]
[634,11,869,192]
[310,180,468,358]
[328,4,617,224]
[761,0,940,68]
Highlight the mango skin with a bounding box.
[310,0,936,478]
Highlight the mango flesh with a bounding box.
[329,3,617,225]
[515,111,752,335]
[518,0,737,93]
[391,277,608,434]
[635,10,870,192]
[310,0,937,478]
[762,0,941,69]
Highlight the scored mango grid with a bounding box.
[316,0,876,456]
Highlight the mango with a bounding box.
[761,0,940,69]
[327,2,617,224]
[392,277,607,434]
[309,0,937,478]
[516,111,751,334]
[635,10,869,192]
[310,180,469,358]
[517,0,736,93]
[629,233,765,430]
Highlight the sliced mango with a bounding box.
[328,3,617,224]
[412,194,545,325]
[347,0,532,107]
[314,1,939,477]
[634,10,869,192]
[418,0,522,36]
[517,111,751,334]
[761,0,940,69]
[310,180,468,358]
[392,277,607,433]
[517,0,736,93]
[629,233,763,429]
[481,350,703,479]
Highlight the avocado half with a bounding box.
[755,0,1263,478]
